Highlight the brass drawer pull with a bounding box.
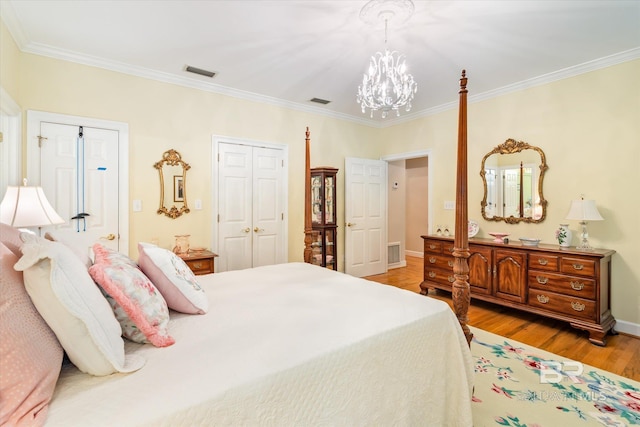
[429,244,437,250]
[536,276,548,285]
[572,263,584,271]
[193,262,202,269]
[428,271,436,278]
[537,294,550,304]
[570,281,584,291]
[538,258,548,266]
[571,302,586,312]
[448,275,455,283]
[448,260,454,267]
[429,257,436,264]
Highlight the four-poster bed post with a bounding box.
[452,70,473,346]
[303,127,315,264]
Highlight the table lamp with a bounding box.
[0,179,65,234]
[565,197,603,250]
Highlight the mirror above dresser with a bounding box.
[480,138,548,224]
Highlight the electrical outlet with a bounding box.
[444,201,455,210]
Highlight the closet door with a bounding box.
[39,122,120,251]
[217,142,285,272]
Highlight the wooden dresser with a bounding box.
[421,235,616,345]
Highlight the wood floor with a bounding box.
[365,256,640,381]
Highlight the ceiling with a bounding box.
[2,0,639,126]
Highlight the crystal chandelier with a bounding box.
[357,0,417,119]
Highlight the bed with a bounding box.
[1,72,473,426]
[45,263,473,426]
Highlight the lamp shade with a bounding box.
[0,185,65,228]
[565,199,604,221]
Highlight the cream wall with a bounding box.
[2,20,638,329]
[379,60,640,329]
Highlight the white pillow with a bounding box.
[14,233,145,376]
[138,242,208,314]
[44,231,93,269]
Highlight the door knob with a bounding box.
[243,227,251,233]
[101,233,116,241]
[346,222,355,227]
[254,227,263,233]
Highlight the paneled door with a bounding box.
[27,111,128,254]
[216,141,286,272]
[344,157,387,277]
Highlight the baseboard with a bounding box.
[615,319,640,338]
[388,260,407,270]
[405,250,423,258]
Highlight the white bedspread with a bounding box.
[46,262,473,426]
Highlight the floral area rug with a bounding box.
[470,327,640,426]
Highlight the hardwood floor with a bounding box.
[365,256,640,381]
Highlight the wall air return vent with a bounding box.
[310,98,331,105]
[185,66,216,78]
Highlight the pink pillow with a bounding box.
[0,223,23,257]
[0,242,64,427]
[90,243,174,347]
[138,242,208,314]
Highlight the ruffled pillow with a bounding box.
[138,242,208,314]
[13,234,144,376]
[44,231,92,269]
[90,243,174,347]
[0,242,63,426]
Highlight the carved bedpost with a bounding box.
[452,70,473,346]
[303,127,315,263]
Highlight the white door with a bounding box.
[216,141,286,272]
[345,157,387,277]
[27,111,127,254]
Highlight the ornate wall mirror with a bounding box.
[154,149,190,219]
[480,139,548,224]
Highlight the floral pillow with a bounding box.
[89,243,174,347]
[137,242,208,314]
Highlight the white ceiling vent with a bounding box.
[310,98,331,105]
[185,66,216,78]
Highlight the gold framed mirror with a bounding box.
[480,139,548,224]
[154,149,190,219]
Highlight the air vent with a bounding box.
[388,242,401,265]
[310,97,331,105]
[185,66,216,78]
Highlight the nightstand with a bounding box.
[178,250,218,275]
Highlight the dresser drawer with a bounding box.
[424,240,443,254]
[443,242,454,254]
[528,271,596,299]
[424,267,455,287]
[424,254,455,270]
[528,253,559,272]
[561,257,596,277]
[183,257,215,275]
[528,289,596,321]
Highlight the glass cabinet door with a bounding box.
[324,174,335,224]
[310,167,338,269]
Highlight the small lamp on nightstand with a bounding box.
[0,179,65,234]
[565,197,604,250]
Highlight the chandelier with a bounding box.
[357,0,417,119]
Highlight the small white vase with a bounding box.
[556,224,572,248]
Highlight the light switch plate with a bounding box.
[132,199,142,212]
[194,199,202,210]
[444,201,455,210]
